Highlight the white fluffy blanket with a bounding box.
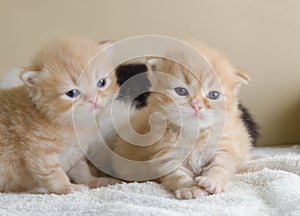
[0,145,299,216]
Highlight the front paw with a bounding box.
[58,184,88,194]
[88,177,122,189]
[195,176,224,194]
[175,186,209,199]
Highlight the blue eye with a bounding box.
[207,91,220,100]
[97,78,107,88]
[174,87,189,96]
[65,89,80,98]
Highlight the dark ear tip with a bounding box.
[98,40,111,45]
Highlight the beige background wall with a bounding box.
[0,0,299,145]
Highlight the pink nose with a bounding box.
[89,100,97,108]
[191,101,202,112]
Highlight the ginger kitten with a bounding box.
[0,37,119,194]
[112,42,252,199]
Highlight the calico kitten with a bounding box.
[112,42,252,199]
[116,63,150,109]
[0,37,119,194]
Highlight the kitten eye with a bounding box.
[207,91,220,100]
[97,78,107,88]
[174,87,189,96]
[65,89,80,98]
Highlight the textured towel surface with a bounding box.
[0,146,300,216]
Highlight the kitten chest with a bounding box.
[185,134,216,176]
[59,141,85,172]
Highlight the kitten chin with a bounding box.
[167,113,212,140]
[0,36,121,194]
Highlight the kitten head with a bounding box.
[19,37,118,124]
[146,42,250,130]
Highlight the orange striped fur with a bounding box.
[0,37,120,194]
[112,42,252,199]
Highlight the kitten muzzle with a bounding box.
[191,101,202,113]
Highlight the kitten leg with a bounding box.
[68,158,122,189]
[159,166,208,199]
[195,149,236,194]
[25,153,87,194]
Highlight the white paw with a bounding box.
[175,186,209,199]
[89,177,122,189]
[60,184,88,194]
[195,176,224,194]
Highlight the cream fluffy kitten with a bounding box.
[112,42,252,199]
[0,37,120,194]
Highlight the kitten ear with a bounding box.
[235,68,251,84]
[98,40,111,46]
[146,58,160,72]
[98,40,114,58]
[19,67,42,87]
[145,58,162,83]
[233,68,251,94]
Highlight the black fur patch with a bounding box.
[238,103,259,146]
[115,64,150,109]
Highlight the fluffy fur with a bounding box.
[0,37,120,194]
[112,42,252,199]
[114,62,258,144]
